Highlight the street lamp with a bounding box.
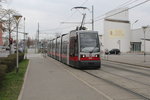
[131,20,139,52]
[13,14,22,73]
[131,20,139,29]
[24,17,26,54]
[142,26,148,62]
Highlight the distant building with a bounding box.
[131,27,150,53]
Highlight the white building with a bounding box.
[131,27,150,53]
[103,8,130,53]
[102,8,150,53]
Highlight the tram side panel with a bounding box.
[52,39,56,59]
[50,40,52,57]
[69,31,79,67]
[47,41,51,57]
[61,34,69,64]
[56,37,61,60]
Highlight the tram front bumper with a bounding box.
[78,60,101,68]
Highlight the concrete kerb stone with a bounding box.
[18,60,31,100]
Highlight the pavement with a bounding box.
[101,53,150,68]
[19,49,108,100]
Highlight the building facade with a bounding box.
[103,8,131,53]
[131,27,150,53]
[102,8,150,53]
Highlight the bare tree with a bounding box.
[0,8,20,54]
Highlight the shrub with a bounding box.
[0,64,7,82]
[0,57,16,72]
[0,53,24,72]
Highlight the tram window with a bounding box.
[74,36,78,56]
[69,32,78,57]
[70,37,75,56]
[80,33,100,53]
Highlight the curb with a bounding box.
[18,60,31,100]
[102,59,150,68]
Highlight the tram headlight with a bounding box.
[95,54,99,57]
[81,54,86,58]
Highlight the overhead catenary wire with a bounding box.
[81,0,89,6]
[117,0,140,8]
[41,0,90,33]
[40,0,150,33]
[94,0,150,22]
[94,0,145,21]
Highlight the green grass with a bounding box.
[0,59,29,100]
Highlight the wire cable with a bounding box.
[41,0,90,33]
[117,0,139,8]
[94,0,140,20]
[94,0,150,22]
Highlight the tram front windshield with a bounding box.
[80,32,100,53]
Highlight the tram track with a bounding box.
[102,62,150,77]
[101,68,150,87]
[46,56,150,100]
[101,64,150,87]
[102,60,150,71]
[82,70,150,100]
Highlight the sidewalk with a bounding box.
[19,49,107,100]
[101,54,150,68]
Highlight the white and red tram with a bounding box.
[47,30,101,69]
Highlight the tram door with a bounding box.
[69,32,78,67]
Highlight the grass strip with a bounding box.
[0,59,29,100]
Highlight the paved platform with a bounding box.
[19,50,108,100]
[101,54,150,68]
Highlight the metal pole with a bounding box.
[144,29,146,62]
[142,26,147,62]
[24,17,25,53]
[13,14,22,73]
[37,23,39,53]
[92,5,94,31]
[16,22,19,73]
[131,20,139,53]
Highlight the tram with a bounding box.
[47,30,101,69]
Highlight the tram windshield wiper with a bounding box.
[89,46,97,53]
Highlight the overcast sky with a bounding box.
[3,0,150,39]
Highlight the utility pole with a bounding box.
[92,5,94,31]
[23,17,25,53]
[142,26,147,62]
[37,22,39,53]
[24,17,27,59]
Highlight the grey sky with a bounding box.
[4,0,150,39]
